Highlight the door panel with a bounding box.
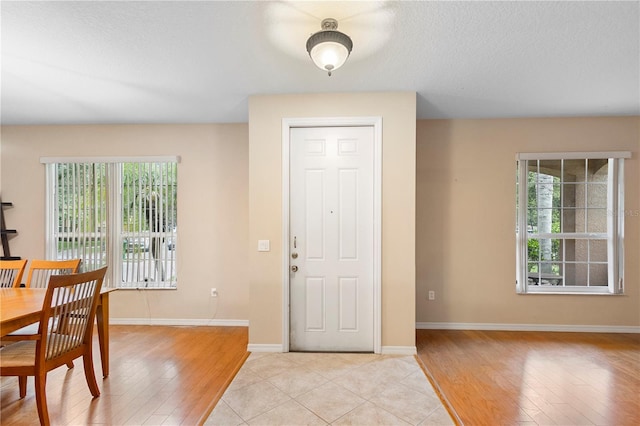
[290,126,374,352]
[305,277,325,331]
[339,277,358,331]
[339,169,358,259]
[305,170,325,260]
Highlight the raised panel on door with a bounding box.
[305,277,325,331]
[339,277,358,331]
[339,169,358,260]
[305,169,325,260]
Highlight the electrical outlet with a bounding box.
[428,290,435,300]
[210,288,218,297]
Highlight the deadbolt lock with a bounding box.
[291,252,298,259]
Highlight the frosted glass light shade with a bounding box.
[306,27,353,76]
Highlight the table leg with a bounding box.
[96,292,110,378]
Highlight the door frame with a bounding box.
[281,116,382,353]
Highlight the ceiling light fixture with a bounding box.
[306,18,353,76]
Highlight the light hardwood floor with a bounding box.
[2,327,638,425]
[0,325,248,425]
[417,329,640,426]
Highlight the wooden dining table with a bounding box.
[0,286,117,378]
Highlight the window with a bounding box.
[516,152,629,294]
[43,157,179,289]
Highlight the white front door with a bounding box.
[289,126,374,352]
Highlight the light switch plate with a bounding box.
[258,240,270,252]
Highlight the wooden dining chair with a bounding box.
[24,259,82,288]
[0,266,107,426]
[3,259,83,345]
[0,259,27,288]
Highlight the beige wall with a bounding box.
[416,117,640,326]
[0,124,249,321]
[3,115,635,332]
[248,92,417,348]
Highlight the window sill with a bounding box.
[519,290,623,296]
[115,286,178,291]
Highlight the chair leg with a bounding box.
[82,353,100,397]
[18,376,27,398]
[34,373,50,426]
[66,361,74,369]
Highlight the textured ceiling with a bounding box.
[1,1,639,125]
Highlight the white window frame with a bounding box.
[42,156,180,289]
[515,151,630,295]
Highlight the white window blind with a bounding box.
[44,158,178,289]
[50,163,109,273]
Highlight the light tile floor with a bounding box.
[204,352,455,425]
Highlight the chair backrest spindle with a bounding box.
[39,267,106,362]
[25,259,81,288]
[0,259,27,288]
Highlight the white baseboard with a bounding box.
[108,320,638,335]
[247,344,284,353]
[416,322,640,333]
[245,344,417,355]
[110,318,249,327]
[380,346,417,355]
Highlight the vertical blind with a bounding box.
[120,162,177,288]
[43,157,178,289]
[53,163,108,274]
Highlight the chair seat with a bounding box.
[0,341,36,368]
[3,323,39,337]
[0,332,82,369]
[3,318,58,341]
